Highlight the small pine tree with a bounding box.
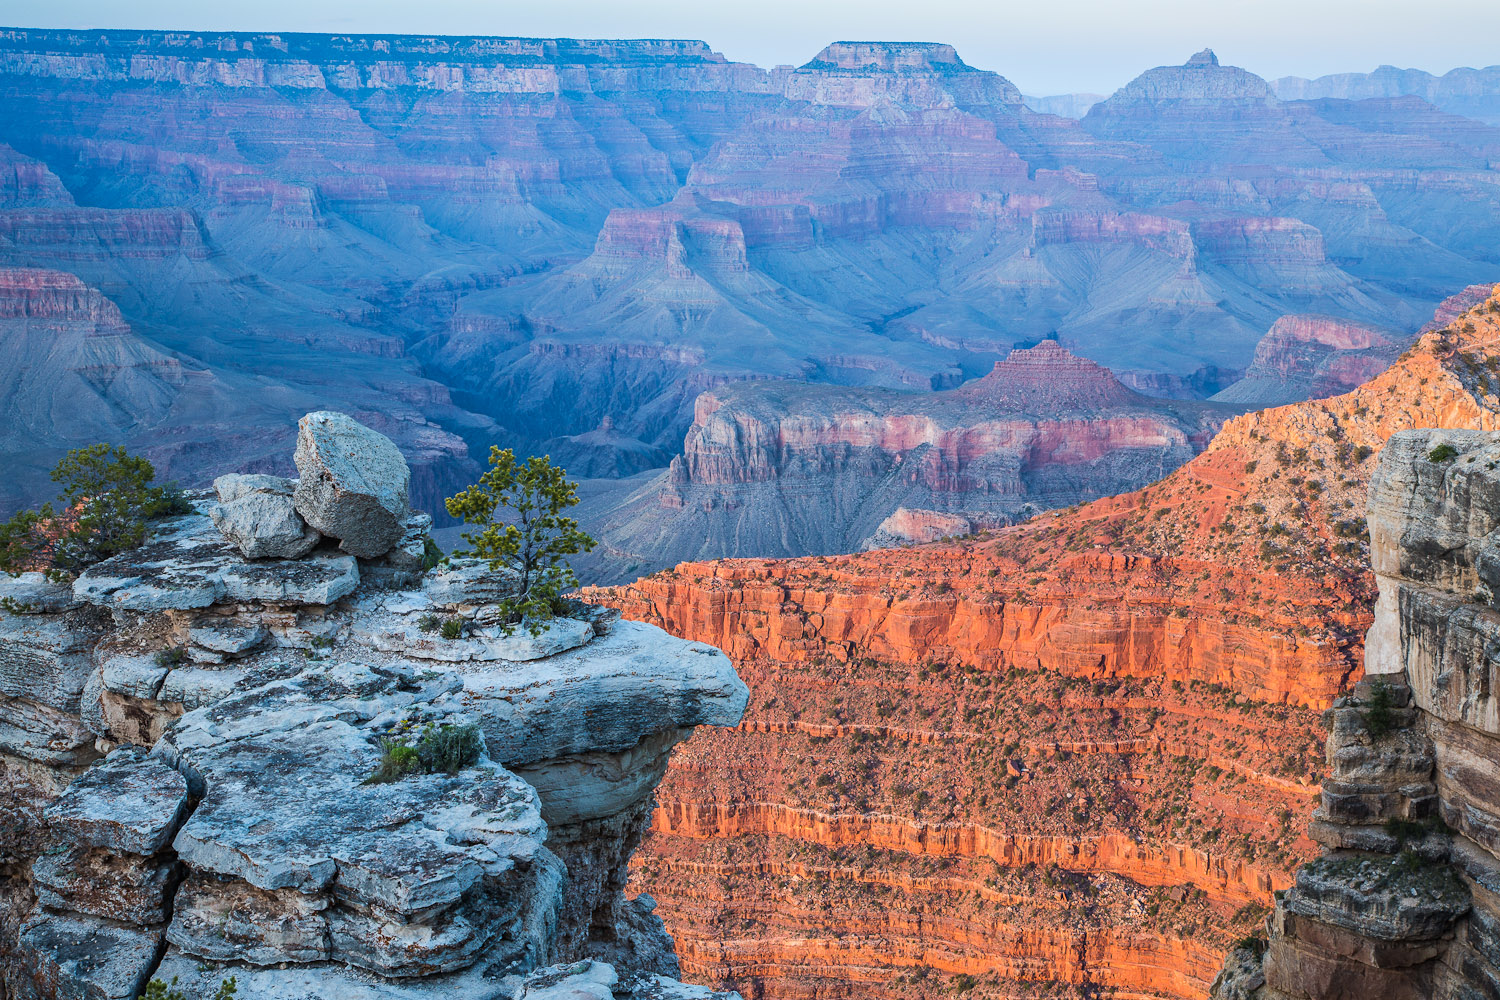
[0,443,187,578]
[444,447,596,634]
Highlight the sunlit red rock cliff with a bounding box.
[591,285,1500,998]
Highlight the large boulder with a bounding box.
[211,474,320,560]
[292,412,411,559]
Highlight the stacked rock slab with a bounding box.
[1211,428,1500,1000]
[0,412,748,1000]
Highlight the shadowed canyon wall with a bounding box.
[3,32,1500,574]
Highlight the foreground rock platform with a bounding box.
[0,413,747,1000]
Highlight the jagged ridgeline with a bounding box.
[0,411,749,999]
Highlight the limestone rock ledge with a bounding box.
[1211,429,1500,1000]
[0,414,747,1000]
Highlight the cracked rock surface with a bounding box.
[0,411,746,1000]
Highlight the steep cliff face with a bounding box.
[573,343,1239,580]
[1213,315,1401,408]
[1210,428,1500,1000]
[589,287,1500,998]
[0,413,747,1000]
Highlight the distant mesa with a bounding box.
[802,41,966,72]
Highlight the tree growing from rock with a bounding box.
[445,448,596,633]
[0,443,187,578]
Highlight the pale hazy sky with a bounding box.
[5,0,1498,96]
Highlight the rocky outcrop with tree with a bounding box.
[0,412,747,1000]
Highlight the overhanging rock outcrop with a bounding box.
[0,412,748,1000]
[1211,428,1500,1000]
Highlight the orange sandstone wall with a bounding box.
[592,286,1500,1000]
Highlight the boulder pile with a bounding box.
[0,412,748,1000]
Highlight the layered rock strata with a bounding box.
[578,342,1239,581]
[591,286,1500,997]
[6,32,1500,514]
[1209,428,1500,999]
[1213,315,1402,409]
[0,413,748,1000]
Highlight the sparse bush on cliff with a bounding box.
[1427,443,1459,463]
[1232,934,1267,957]
[1362,680,1397,740]
[142,977,237,1000]
[445,448,596,635]
[0,443,188,578]
[364,722,484,784]
[154,646,187,669]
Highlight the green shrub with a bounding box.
[420,537,444,572]
[1363,680,1397,740]
[439,617,464,640]
[1428,443,1460,463]
[417,614,441,634]
[142,977,238,1000]
[364,723,484,784]
[154,645,188,668]
[0,444,187,578]
[414,722,484,775]
[364,738,422,784]
[1232,935,1267,957]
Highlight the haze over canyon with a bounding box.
[2,29,1500,580]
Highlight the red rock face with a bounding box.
[571,344,1241,580]
[1214,315,1401,408]
[591,286,1500,1000]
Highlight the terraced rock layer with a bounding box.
[5,35,1500,539]
[576,342,1239,580]
[592,285,1500,998]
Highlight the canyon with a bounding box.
[3,30,1500,572]
[5,24,1500,997]
[592,285,1500,997]
[576,341,1240,581]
